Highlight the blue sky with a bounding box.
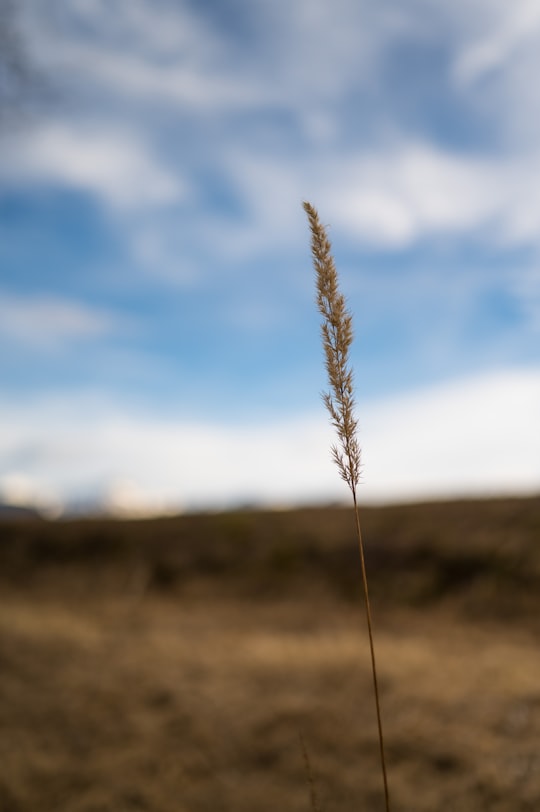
[1,0,539,514]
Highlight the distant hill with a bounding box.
[0,502,43,520]
[1,496,539,623]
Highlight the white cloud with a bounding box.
[21,0,262,111]
[17,0,540,141]
[0,396,340,514]
[10,0,540,257]
[23,0,207,62]
[439,0,540,145]
[0,122,184,211]
[1,370,538,515]
[221,142,540,256]
[361,369,540,501]
[326,145,498,245]
[42,42,262,111]
[21,0,407,110]
[254,0,412,106]
[452,0,540,84]
[323,144,540,248]
[0,292,120,350]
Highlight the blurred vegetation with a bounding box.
[1,497,540,811]
[1,496,539,619]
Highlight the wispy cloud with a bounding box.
[445,0,540,146]
[217,142,540,257]
[452,0,540,85]
[0,291,121,350]
[8,0,540,259]
[20,0,407,114]
[21,0,262,111]
[324,145,540,248]
[0,122,184,211]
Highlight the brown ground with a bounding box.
[1,497,539,811]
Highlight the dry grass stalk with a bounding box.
[299,731,323,812]
[303,200,391,812]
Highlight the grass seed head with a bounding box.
[303,200,361,494]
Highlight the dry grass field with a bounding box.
[1,497,540,811]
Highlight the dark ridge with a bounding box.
[0,502,44,520]
[1,495,539,619]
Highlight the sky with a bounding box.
[0,0,539,516]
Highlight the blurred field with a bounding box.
[1,497,539,811]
